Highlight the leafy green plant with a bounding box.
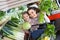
[38,0,56,40]
[38,12,45,24]
[39,0,58,15]
[1,6,28,40]
[45,24,55,36]
[37,24,56,40]
[22,22,31,30]
[0,11,5,19]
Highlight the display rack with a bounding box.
[0,0,39,11]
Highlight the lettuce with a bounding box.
[22,22,31,30]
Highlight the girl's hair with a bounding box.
[22,11,28,15]
[22,11,28,20]
[27,7,40,14]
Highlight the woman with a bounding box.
[27,6,50,40]
[27,7,44,40]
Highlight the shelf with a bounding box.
[0,0,39,11]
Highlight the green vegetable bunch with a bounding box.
[38,0,56,40]
[0,11,5,20]
[0,5,28,40]
[38,12,45,24]
[45,24,55,36]
[37,24,56,40]
[39,0,51,11]
[39,0,58,15]
[39,0,52,15]
[22,22,31,30]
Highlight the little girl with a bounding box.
[22,11,31,22]
[22,11,31,40]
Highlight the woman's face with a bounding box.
[28,9,37,18]
[23,13,30,21]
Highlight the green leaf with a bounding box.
[38,12,45,24]
[22,22,31,30]
[0,11,5,20]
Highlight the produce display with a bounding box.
[0,6,29,40]
[38,0,57,40]
[0,0,58,40]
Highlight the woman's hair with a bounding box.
[27,7,40,14]
[27,2,39,7]
[27,2,35,7]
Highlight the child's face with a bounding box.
[28,9,37,18]
[23,13,30,21]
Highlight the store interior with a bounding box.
[0,0,60,40]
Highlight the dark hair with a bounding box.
[27,2,39,7]
[22,11,28,15]
[22,11,28,19]
[27,7,40,14]
[27,3,35,7]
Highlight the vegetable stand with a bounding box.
[0,0,58,40]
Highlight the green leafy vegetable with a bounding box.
[1,5,28,40]
[22,22,31,30]
[38,12,45,24]
[39,0,58,15]
[0,11,5,20]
